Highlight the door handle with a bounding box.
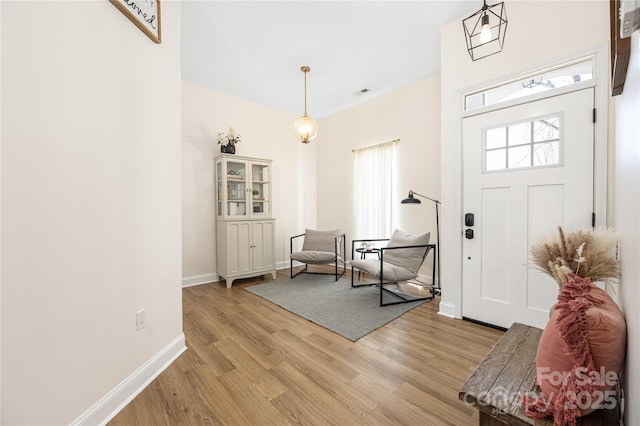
[465,229,474,239]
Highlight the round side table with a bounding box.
[355,247,381,280]
[355,247,380,259]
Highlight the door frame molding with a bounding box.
[448,45,609,320]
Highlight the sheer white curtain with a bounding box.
[353,141,396,240]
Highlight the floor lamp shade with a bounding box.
[401,190,421,204]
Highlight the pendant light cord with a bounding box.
[301,66,310,117]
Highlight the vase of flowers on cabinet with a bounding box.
[217,127,241,154]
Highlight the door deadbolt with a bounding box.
[465,229,474,239]
[465,213,475,227]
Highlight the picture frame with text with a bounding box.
[110,0,161,44]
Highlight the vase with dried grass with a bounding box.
[530,226,620,293]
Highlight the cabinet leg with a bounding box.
[271,271,276,280]
[226,278,234,289]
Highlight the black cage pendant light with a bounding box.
[462,1,508,61]
[293,66,318,144]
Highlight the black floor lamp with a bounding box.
[401,190,441,295]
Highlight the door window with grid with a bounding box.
[483,113,562,173]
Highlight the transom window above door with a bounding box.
[465,57,594,111]
[483,114,562,173]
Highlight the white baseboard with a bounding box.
[182,272,218,288]
[438,301,457,318]
[182,261,343,286]
[71,333,186,426]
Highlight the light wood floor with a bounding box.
[109,268,503,425]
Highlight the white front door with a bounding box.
[462,88,595,329]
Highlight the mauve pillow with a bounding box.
[524,277,626,424]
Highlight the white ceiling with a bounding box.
[181,1,478,120]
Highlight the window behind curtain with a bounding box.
[353,141,396,239]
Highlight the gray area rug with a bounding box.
[245,274,427,341]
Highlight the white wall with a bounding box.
[1,1,184,424]
[613,32,640,426]
[182,74,441,283]
[317,76,441,274]
[181,81,317,284]
[440,1,610,316]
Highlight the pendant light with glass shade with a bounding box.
[293,66,318,144]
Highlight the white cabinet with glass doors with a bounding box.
[214,154,276,288]
[215,154,272,219]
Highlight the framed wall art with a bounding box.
[110,0,161,44]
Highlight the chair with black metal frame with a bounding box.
[290,229,347,281]
[350,229,436,306]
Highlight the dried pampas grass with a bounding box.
[529,226,620,287]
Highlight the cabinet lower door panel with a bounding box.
[227,221,252,275]
[252,220,275,271]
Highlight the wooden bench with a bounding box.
[459,322,620,426]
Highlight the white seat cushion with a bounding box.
[291,251,339,264]
[350,259,417,282]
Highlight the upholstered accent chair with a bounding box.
[350,229,436,306]
[290,229,347,281]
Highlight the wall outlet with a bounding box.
[136,308,147,331]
